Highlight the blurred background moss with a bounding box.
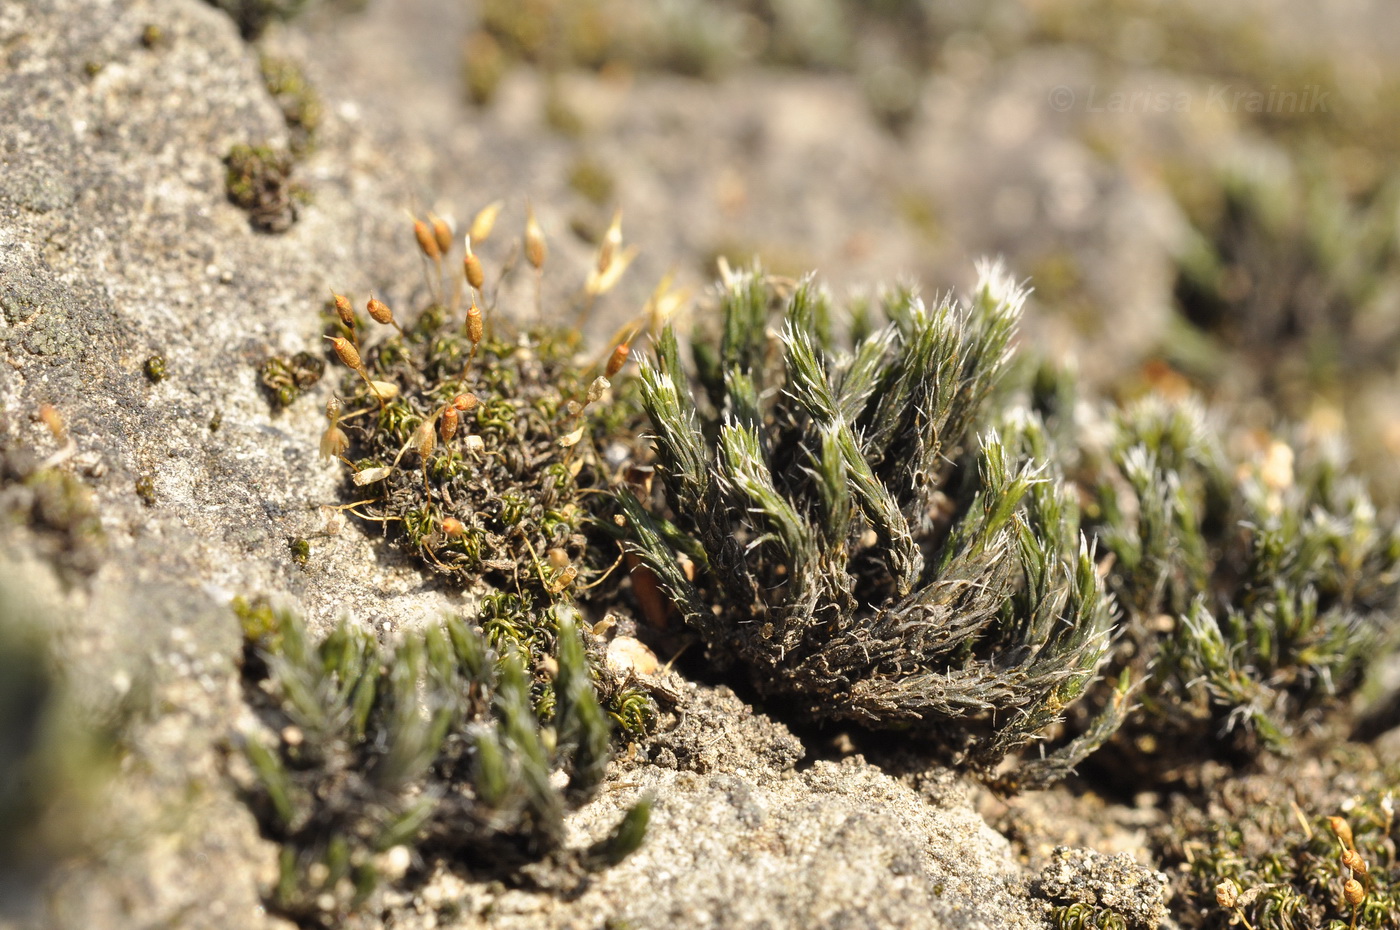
[454,0,1400,501]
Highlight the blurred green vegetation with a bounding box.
[0,579,122,884]
[464,0,1400,501]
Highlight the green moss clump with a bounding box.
[346,320,601,590]
[1051,904,1129,930]
[134,474,157,507]
[624,262,1128,790]
[1166,157,1400,419]
[224,143,299,233]
[143,353,168,383]
[1035,380,1400,774]
[259,351,325,409]
[260,55,322,157]
[205,0,311,39]
[204,0,369,40]
[468,1,950,126]
[234,599,646,925]
[622,260,1400,790]
[0,448,106,577]
[139,23,166,49]
[568,156,616,205]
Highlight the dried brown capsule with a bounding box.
[1344,877,1365,906]
[39,404,66,441]
[524,203,546,270]
[366,296,395,327]
[413,218,441,261]
[1215,879,1239,909]
[466,303,484,346]
[462,237,485,291]
[1341,848,1368,877]
[412,417,436,461]
[440,406,458,443]
[452,392,479,412]
[353,466,394,486]
[441,517,466,538]
[605,341,631,378]
[1329,816,1356,851]
[325,335,363,373]
[332,292,355,330]
[430,214,453,255]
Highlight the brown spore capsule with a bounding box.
[1329,816,1356,851]
[440,406,458,443]
[430,214,453,254]
[324,335,363,373]
[453,392,479,412]
[463,238,485,291]
[414,218,440,260]
[606,341,631,378]
[332,292,355,329]
[466,303,483,346]
[367,296,395,326]
[413,417,436,460]
[597,208,623,273]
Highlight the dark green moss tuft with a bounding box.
[260,351,325,409]
[134,474,157,507]
[0,581,128,882]
[143,354,168,383]
[224,143,299,233]
[624,263,1127,790]
[235,600,646,925]
[139,23,165,49]
[205,0,311,40]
